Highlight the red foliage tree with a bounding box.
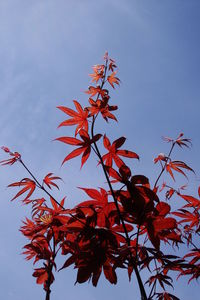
[1,53,200,300]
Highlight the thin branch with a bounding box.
[154,142,175,189]
[19,159,88,227]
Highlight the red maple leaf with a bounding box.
[33,267,54,289]
[87,96,118,122]
[78,187,121,228]
[107,71,120,88]
[57,100,88,136]
[155,291,180,300]
[43,173,62,190]
[166,160,194,181]
[8,178,36,201]
[178,193,200,209]
[33,267,49,285]
[0,146,21,165]
[102,135,139,168]
[89,64,105,83]
[56,129,102,167]
[173,209,199,229]
[108,58,117,72]
[163,133,192,148]
[85,86,108,98]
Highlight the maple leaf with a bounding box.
[145,204,177,249]
[61,227,119,287]
[166,160,194,181]
[154,153,167,164]
[178,263,200,283]
[23,236,51,263]
[175,133,192,148]
[153,217,177,233]
[32,197,68,223]
[172,209,199,229]
[8,178,36,201]
[178,193,200,209]
[102,135,139,168]
[77,187,121,228]
[33,267,49,284]
[20,218,37,239]
[1,146,10,153]
[43,173,62,190]
[87,96,118,122]
[146,273,173,290]
[155,202,171,217]
[166,188,175,200]
[56,129,102,167]
[31,198,46,217]
[78,187,108,204]
[155,292,180,300]
[33,267,54,289]
[103,52,117,71]
[163,133,192,148]
[0,146,21,165]
[89,64,105,83]
[107,71,120,88]
[103,261,117,284]
[108,58,117,72]
[57,100,88,136]
[106,165,132,184]
[184,249,200,265]
[85,86,108,98]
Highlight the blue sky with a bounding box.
[0,1,200,299]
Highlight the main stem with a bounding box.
[90,61,147,299]
[45,230,56,300]
[91,125,147,299]
[45,262,53,300]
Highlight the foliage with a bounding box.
[1,53,200,300]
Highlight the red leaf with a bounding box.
[103,262,117,284]
[107,71,120,89]
[178,194,200,209]
[153,217,176,232]
[166,160,194,181]
[57,130,101,167]
[156,202,171,217]
[172,209,199,228]
[0,147,21,166]
[81,147,91,168]
[55,136,82,146]
[8,178,36,201]
[89,64,105,83]
[79,187,103,200]
[33,268,48,285]
[87,97,118,122]
[62,147,84,165]
[43,173,62,190]
[102,135,139,168]
[113,136,126,148]
[57,100,88,136]
[117,149,139,159]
